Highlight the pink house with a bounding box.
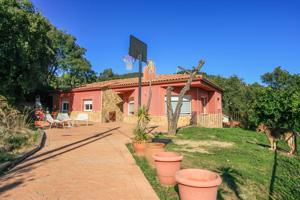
[51,65,223,128]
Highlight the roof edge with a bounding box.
[56,76,223,93]
[201,78,224,92]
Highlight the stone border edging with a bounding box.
[0,130,46,173]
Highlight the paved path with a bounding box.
[0,123,159,200]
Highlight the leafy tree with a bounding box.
[253,67,300,131]
[97,68,140,82]
[243,83,263,128]
[252,88,300,131]
[261,67,292,89]
[0,0,97,101]
[203,74,266,128]
[0,0,53,102]
[47,27,96,89]
[99,68,114,79]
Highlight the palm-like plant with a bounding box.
[137,105,150,128]
[132,105,151,143]
[133,126,148,142]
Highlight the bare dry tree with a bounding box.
[146,73,152,112]
[166,60,205,135]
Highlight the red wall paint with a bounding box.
[57,90,101,112]
[54,81,222,116]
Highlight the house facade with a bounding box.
[51,64,223,128]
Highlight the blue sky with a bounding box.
[32,0,300,83]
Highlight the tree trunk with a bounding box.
[167,86,174,133]
[166,60,205,135]
[146,76,152,111]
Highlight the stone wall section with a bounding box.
[124,114,223,128]
[101,89,123,122]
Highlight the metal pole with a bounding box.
[138,54,142,108]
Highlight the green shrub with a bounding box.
[4,134,29,150]
[0,152,15,162]
[0,95,33,152]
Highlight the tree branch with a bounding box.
[166,59,205,134]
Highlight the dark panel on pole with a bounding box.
[129,35,147,62]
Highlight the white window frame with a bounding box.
[164,96,192,115]
[61,100,69,113]
[83,99,93,112]
[128,100,135,115]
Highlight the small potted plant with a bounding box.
[132,126,148,156]
[132,105,151,156]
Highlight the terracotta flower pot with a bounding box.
[133,141,147,156]
[34,121,50,127]
[175,169,222,200]
[145,142,165,168]
[153,152,183,186]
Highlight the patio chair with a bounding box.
[57,113,73,127]
[45,113,64,128]
[74,113,89,126]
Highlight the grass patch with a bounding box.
[129,128,300,200]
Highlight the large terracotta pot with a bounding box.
[153,152,183,186]
[145,143,165,165]
[145,142,165,168]
[133,141,147,156]
[175,169,222,200]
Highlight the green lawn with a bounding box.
[127,128,300,200]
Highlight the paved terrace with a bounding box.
[0,123,159,200]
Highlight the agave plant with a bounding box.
[137,105,150,129]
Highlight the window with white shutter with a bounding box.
[128,100,135,115]
[165,96,191,115]
[83,100,93,111]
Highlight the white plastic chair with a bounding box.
[57,113,73,127]
[45,113,63,128]
[74,113,89,126]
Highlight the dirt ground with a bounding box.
[173,139,233,153]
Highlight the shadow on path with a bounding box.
[26,127,119,162]
[7,127,120,174]
[0,181,23,195]
[0,127,120,196]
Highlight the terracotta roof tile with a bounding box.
[72,74,203,91]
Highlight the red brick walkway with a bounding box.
[0,123,159,200]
